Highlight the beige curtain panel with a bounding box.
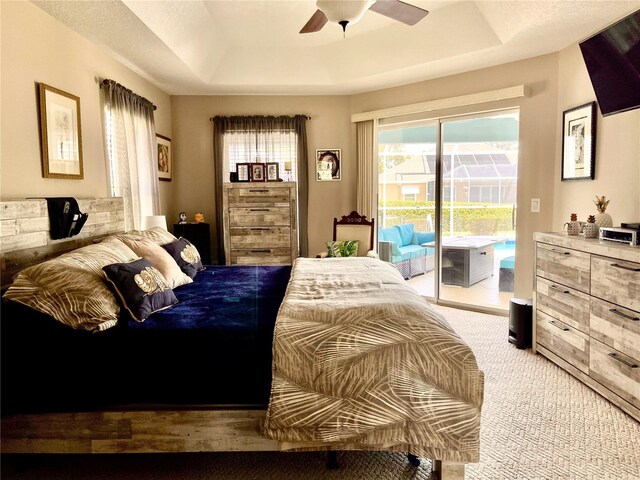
[356,120,376,222]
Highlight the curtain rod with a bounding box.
[101,79,157,111]
[209,115,311,121]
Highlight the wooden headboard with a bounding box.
[0,197,125,288]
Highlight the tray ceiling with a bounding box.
[32,0,640,95]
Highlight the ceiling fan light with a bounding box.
[316,0,375,25]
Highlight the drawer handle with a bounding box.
[480,251,487,256]
[250,228,270,231]
[248,189,269,193]
[609,308,640,321]
[250,249,271,253]
[610,263,640,272]
[608,352,638,369]
[549,284,570,294]
[249,208,270,212]
[548,320,569,331]
[551,249,570,255]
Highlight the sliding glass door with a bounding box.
[438,111,519,310]
[377,109,519,312]
[378,120,438,298]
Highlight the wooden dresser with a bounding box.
[534,232,640,421]
[222,183,297,265]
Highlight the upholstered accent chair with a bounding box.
[318,211,377,258]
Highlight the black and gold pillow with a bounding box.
[102,258,178,322]
[162,238,204,279]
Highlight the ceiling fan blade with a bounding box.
[369,0,429,26]
[300,9,328,34]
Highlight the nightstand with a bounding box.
[173,223,211,265]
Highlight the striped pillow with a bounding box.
[115,227,177,246]
[2,237,138,332]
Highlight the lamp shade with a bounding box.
[142,215,168,231]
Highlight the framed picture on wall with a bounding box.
[266,162,279,181]
[561,102,597,181]
[250,163,266,182]
[316,149,341,181]
[38,83,84,179]
[156,134,172,181]
[236,163,250,182]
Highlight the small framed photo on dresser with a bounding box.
[236,163,250,182]
[250,163,266,182]
[266,162,279,181]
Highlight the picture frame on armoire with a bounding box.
[236,163,250,182]
[250,163,266,182]
[561,102,596,181]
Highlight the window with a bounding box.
[224,131,298,181]
[401,185,419,201]
[101,80,158,231]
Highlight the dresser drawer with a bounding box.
[590,338,640,410]
[536,276,590,334]
[537,310,589,373]
[229,207,290,227]
[228,187,290,206]
[229,227,290,249]
[536,243,590,293]
[590,297,640,361]
[230,248,291,265]
[591,255,640,312]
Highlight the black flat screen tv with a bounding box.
[579,10,640,116]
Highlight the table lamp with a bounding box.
[142,215,168,231]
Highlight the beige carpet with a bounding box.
[3,305,639,479]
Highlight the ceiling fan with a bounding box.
[300,0,429,34]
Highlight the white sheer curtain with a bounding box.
[101,80,159,231]
[224,130,298,181]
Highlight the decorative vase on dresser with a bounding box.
[222,182,298,265]
[593,195,613,228]
[584,215,599,238]
[565,213,581,235]
[534,232,640,422]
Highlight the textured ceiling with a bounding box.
[32,0,640,95]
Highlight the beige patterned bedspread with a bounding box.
[262,257,484,463]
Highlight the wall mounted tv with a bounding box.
[579,10,640,116]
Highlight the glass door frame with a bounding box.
[377,107,519,316]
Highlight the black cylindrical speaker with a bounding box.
[509,298,533,349]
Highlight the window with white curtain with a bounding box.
[224,130,298,181]
[101,80,158,231]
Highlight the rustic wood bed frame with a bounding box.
[0,198,465,479]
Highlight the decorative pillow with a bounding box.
[117,236,192,289]
[326,240,360,258]
[2,237,138,332]
[162,238,204,279]
[102,258,178,322]
[115,227,177,246]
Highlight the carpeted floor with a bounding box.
[3,305,639,479]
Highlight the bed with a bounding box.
[0,198,483,479]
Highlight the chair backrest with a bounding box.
[334,211,375,257]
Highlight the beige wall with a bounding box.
[552,44,640,229]
[5,0,638,302]
[0,1,173,214]
[170,96,353,261]
[350,54,560,298]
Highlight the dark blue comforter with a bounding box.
[1,265,291,414]
[132,265,290,332]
